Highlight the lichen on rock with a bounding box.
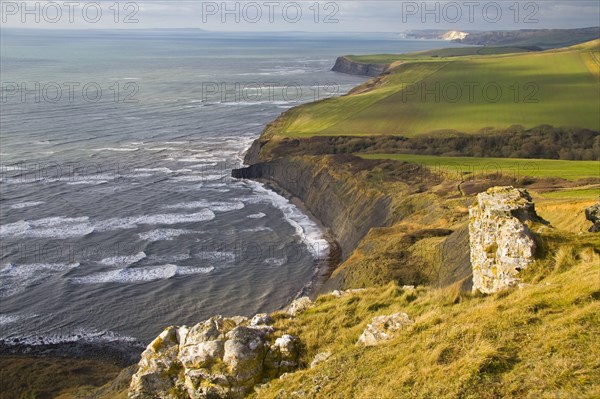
[286,296,313,316]
[129,314,300,399]
[469,186,539,294]
[357,312,414,346]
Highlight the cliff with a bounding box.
[233,155,391,262]
[331,56,389,77]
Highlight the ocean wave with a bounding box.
[170,174,226,182]
[247,212,266,219]
[66,180,109,186]
[138,229,194,242]
[1,210,215,239]
[164,200,244,212]
[0,314,24,326]
[99,251,147,267]
[196,251,236,263]
[9,201,45,210]
[245,182,329,259]
[1,262,80,278]
[133,167,173,173]
[0,217,94,239]
[94,210,216,232]
[69,265,214,284]
[1,262,80,297]
[94,147,139,152]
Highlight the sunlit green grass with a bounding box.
[537,187,600,200]
[278,40,600,137]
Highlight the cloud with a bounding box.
[1,1,598,31]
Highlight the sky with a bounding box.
[0,1,599,32]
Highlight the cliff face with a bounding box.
[331,56,389,77]
[233,155,391,262]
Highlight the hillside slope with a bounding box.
[273,40,600,137]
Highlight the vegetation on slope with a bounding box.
[255,236,600,399]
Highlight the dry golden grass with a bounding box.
[253,230,600,399]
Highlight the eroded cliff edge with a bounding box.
[233,155,390,263]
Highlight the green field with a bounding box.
[347,46,535,64]
[360,154,600,181]
[537,187,600,200]
[276,40,600,137]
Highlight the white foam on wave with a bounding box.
[138,229,193,242]
[66,179,109,186]
[1,262,80,278]
[99,251,146,267]
[265,258,286,266]
[170,174,225,182]
[1,262,80,297]
[164,200,244,212]
[244,182,330,259]
[241,226,273,233]
[9,201,45,210]
[70,264,214,284]
[1,210,215,239]
[94,147,139,152]
[196,251,236,263]
[94,210,216,232]
[134,167,173,174]
[0,217,94,239]
[0,314,22,326]
[247,212,266,219]
[0,174,113,186]
[2,165,23,171]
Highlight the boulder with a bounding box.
[357,313,414,346]
[286,296,313,316]
[250,313,273,326]
[129,315,299,399]
[469,186,539,294]
[585,203,600,232]
[265,335,300,375]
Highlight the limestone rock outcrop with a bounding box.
[286,296,313,316]
[357,313,414,346]
[585,203,600,232]
[469,186,539,294]
[129,315,299,399]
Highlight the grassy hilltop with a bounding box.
[267,40,600,137]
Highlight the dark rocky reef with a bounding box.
[331,56,389,77]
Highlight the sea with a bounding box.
[0,29,458,348]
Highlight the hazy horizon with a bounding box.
[1,1,598,32]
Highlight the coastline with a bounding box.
[254,179,342,299]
